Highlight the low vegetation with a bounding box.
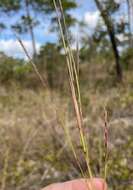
[0,60,132,189]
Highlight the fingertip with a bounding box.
[90,178,107,190]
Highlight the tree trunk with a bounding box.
[25,0,37,62]
[109,26,122,81]
[94,0,123,82]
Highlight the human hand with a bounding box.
[42,178,107,190]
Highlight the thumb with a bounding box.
[42,178,107,190]
[87,178,107,190]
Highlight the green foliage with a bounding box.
[12,15,39,34]
[13,63,31,81]
[0,0,77,40]
[0,0,20,11]
[103,0,120,13]
[32,0,77,12]
[0,58,14,82]
[37,43,66,88]
[0,53,31,83]
[0,22,6,30]
[121,48,133,69]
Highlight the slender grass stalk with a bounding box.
[58,0,83,117]
[52,0,83,139]
[1,149,9,190]
[52,0,93,180]
[76,36,80,78]
[103,106,109,180]
[14,33,47,88]
[58,115,86,179]
[98,137,103,177]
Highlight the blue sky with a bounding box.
[0,0,127,59]
[0,0,96,40]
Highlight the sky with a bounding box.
[0,0,127,59]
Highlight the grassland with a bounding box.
[0,64,132,190]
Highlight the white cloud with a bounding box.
[0,39,41,59]
[114,0,121,3]
[117,34,128,42]
[84,11,100,29]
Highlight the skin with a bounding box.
[42,178,107,190]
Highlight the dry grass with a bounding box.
[0,82,132,189]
